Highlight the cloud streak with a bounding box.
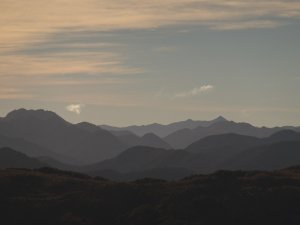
[1,0,300,50]
[174,85,214,98]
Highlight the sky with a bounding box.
[1,0,300,127]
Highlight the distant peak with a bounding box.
[213,116,227,122]
[5,108,66,122]
[185,119,194,122]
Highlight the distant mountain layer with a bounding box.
[1,108,300,170]
[111,131,172,149]
[0,109,127,164]
[0,147,46,169]
[2,167,300,225]
[100,116,228,137]
[0,134,75,164]
[1,130,300,180]
[224,141,300,170]
[86,130,300,176]
[163,120,296,149]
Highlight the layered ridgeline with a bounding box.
[1,108,300,180]
[0,109,174,164]
[0,109,126,164]
[100,116,228,137]
[1,167,300,225]
[101,115,300,149]
[83,130,300,179]
[2,130,300,181]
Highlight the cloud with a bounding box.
[0,48,142,77]
[66,104,84,115]
[174,85,214,98]
[1,0,300,52]
[0,87,33,100]
[210,20,284,30]
[1,0,299,104]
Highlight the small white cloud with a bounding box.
[66,104,83,115]
[174,85,214,98]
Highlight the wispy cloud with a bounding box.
[1,0,300,105]
[210,20,284,30]
[0,87,33,100]
[66,104,84,115]
[1,0,300,51]
[174,85,214,98]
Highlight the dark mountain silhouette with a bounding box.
[37,156,80,171]
[115,132,142,146]
[100,116,228,137]
[186,133,261,154]
[2,167,300,225]
[110,132,171,149]
[138,133,171,149]
[109,129,137,137]
[164,120,285,149]
[185,133,262,169]
[265,129,300,143]
[83,146,198,173]
[85,130,300,175]
[187,130,300,153]
[224,141,300,170]
[0,147,46,168]
[75,121,102,133]
[0,109,127,164]
[0,133,76,164]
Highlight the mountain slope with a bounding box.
[224,141,300,170]
[164,120,284,149]
[83,145,226,175]
[0,147,46,168]
[100,116,227,137]
[84,146,199,173]
[0,109,127,164]
[0,134,75,164]
[186,133,261,154]
[87,130,300,175]
[137,133,171,149]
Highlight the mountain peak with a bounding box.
[6,108,66,123]
[213,116,227,122]
[142,133,160,139]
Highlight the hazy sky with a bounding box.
[1,0,300,126]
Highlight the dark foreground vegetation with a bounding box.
[1,167,300,225]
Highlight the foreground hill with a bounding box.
[0,109,127,164]
[1,167,300,225]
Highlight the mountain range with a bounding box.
[0,109,126,164]
[100,116,228,137]
[1,108,300,181]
